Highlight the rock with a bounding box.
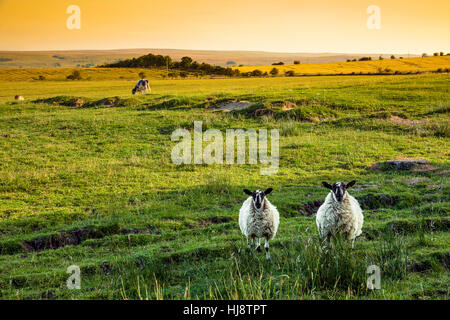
[357,194,398,209]
[385,159,429,170]
[371,158,430,171]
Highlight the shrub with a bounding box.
[293,60,300,65]
[359,57,372,61]
[38,75,46,81]
[138,72,146,79]
[66,70,82,80]
[251,69,263,77]
[272,62,284,65]
[284,70,295,77]
[390,55,396,59]
[270,67,279,76]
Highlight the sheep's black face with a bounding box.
[132,88,137,95]
[322,181,356,202]
[244,188,273,210]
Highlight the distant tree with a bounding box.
[379,56,384,60]
[270,67,279,76]
[359,57,372,61]
[440,52,444,56]
[251,69,263,77]
[284,70,295,77]
[138,71,146,79]
[390,55,396,59]
[226,61,237,65]
[433,52,439,56]
[422,53,428,57]
[179,71,188,78]
[66,70,82,80]
[239,64,244,67]
[293,60,300,65]
[272,62,284,65]
[180,56,193,69]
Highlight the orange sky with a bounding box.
[0,0,449,53]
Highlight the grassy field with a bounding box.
[0,73,448,300]
[1,56,448,84]
[0,49,410,68]
[237,56,450,75]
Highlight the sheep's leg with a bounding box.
[351,238,355,249]
[264,238,270,261]
[246,237,253,249]
[255,238,261,252]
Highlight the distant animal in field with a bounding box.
[239,188,280,260]
[15,95,24,101]
[132,79,151,95]
[316,180,363,248]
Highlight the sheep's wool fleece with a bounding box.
[316,192,363,240]
[239,197,280,240]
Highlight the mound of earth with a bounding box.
[208,100,255,112]
[370,158,430,171]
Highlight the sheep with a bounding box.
[15,95,24,101]
[239,188,280,260]
[316,180,363,248]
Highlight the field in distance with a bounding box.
[0,48,419,68]
[1,56,448,83]
[237,56,450,75]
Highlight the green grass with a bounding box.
[0,73,448,300]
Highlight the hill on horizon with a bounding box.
[0,48,420,68]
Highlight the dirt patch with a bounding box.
[208,100,255,112]
[370,158,430,171]
[21,227,109,252]
[271,101,297,111]
[20,224,159,252]
[298,200,324,217]
[387,116,423,126]
[357,194,398,210]
[409,261,431,273]
[197,216,232,228]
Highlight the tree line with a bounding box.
[99,53,240,77]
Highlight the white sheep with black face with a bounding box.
[316,180,363,248]
[239,188,280,260]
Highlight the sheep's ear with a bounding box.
[243,189,252,195]
[264,188,273,195]
[322,182,332,189]
[346,180,356,189]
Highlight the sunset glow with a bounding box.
[0,0,449,53]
